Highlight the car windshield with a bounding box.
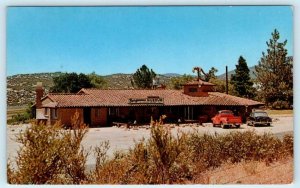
[220,111,233,115]
[253,112,268,117]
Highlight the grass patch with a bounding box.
[7,106,27,120]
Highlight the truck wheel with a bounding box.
[267,123,271,126]
[236,124,240,128]
[213,124,216,127]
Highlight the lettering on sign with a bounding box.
[128,96,164,104]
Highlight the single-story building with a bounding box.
[35,79,263,127]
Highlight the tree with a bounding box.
[170,74,194,90]
[230,56,255,98]
[131,65,156,89]
[88,72,107,89]
[255,29,293,107]
[51,72,93,93]
[205,67,218,82]
[209,78,235,94]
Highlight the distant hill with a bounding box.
[217,66,257,80]
[7,72,62,106]
[7,72,176,106]
[162,73,182,77]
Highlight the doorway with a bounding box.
[83,108,91,126]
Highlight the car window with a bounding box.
[254,112,268,117]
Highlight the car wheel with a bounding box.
[221,123,225,129]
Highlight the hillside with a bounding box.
[7,73,176,106]
[217,66,257,80]
[7,72,62,106]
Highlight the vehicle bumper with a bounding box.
[254,122,271,125]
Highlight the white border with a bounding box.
[1,1,298,188]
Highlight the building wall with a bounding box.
[99,108,108,126]
[44,107,108,127]
[91,107,108,127]
[57,108,84,127]
[42,98,53,105]
[38,105,253,127]
[183,85,210,97]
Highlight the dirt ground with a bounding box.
[197,156,293,184]
[6,114,293,168]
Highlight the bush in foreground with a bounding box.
[8,120,293,184]
[8,112,89,184]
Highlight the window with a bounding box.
[44,108,48,115]
[51,108,58,119]
[109,107,119,116]
[189,88,197,92]
[95,108,100,118]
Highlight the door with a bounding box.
[83,107,91,126]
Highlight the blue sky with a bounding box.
[6,6,293,76]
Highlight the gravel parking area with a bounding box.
[6,115,293,167]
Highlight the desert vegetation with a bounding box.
[7,103,34,125]
[7,114,293,184]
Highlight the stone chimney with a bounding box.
[35,82,43,109]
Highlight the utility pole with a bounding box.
[226,66,228,94]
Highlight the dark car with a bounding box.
[247,110,272,127]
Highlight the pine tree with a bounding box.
[255,29,293,108]
[230,56,255,98]
[131,65,156,89]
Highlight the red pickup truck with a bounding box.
[211,110,242,129]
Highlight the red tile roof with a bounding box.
[42,89,263,107]
[45,93,100,107]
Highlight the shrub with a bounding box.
[189,132,223,169]
[8,115,294,184]
[282,134,293,156]
[9,113,30,124]
[272,100,290,109]
[91,150,129,184]
[8,112,89,184]
[188,131,291,169]
[8,103,35,125]
[147,125,191,184]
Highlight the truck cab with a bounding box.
[211,110,242,129]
